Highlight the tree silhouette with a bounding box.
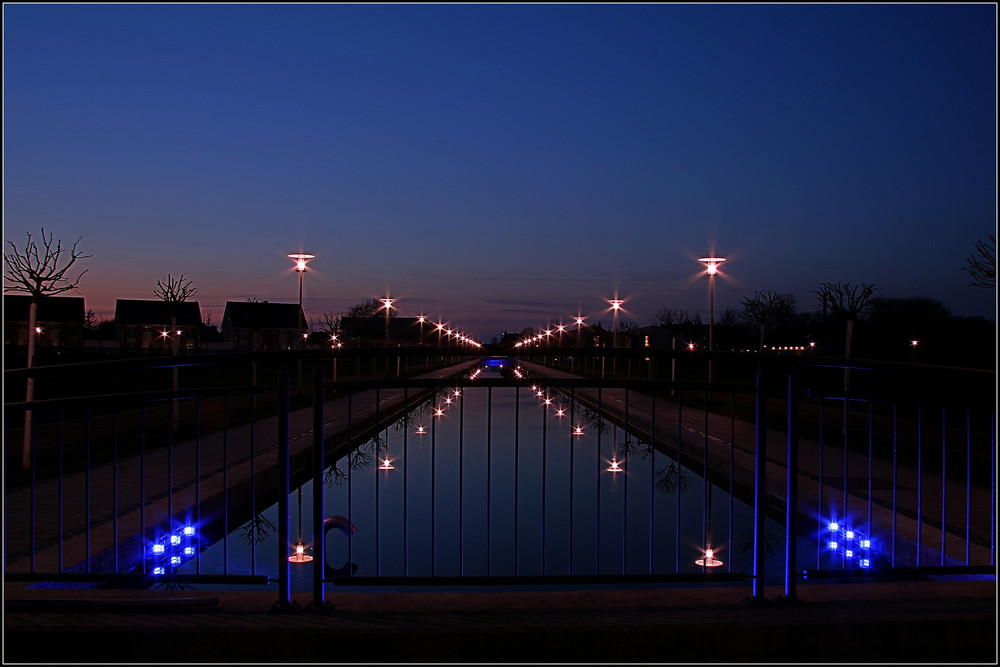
[155,274,197,427]
[814,281,879,390]
[4,228,91,468]
[963,233,996,289]
[739,290,797,353]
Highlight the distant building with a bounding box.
[3,294,86,354]
[114,299,203,353]
[221,301,304,351]
[338,316,426,347]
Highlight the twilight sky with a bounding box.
[3,2,996,342]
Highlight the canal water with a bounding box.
[173,365,824,591]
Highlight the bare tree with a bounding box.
[155,274,197,427]
[315,310,344,340]
[814,281,879,390]
[963,234,996,288]
[653,307,694,328]
[154,273,198,304]
[4,228,91,468]
[739,290,797,352]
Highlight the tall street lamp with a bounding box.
[698,256,725,385]
[288,253,315,344]
[609,299,623,348]
[380,297,395,347]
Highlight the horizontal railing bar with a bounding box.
[323,376,755,394]
[325,573,750,586]
[3,385,270,409]
[5,597,221,611]
[2,573,270,585]
[801,565,997,580]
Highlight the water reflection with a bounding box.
[173,364,800,591]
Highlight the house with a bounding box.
[3,294,86,354]
[114,299,203,353]
[338,316,426,347]
[221,301,304,351]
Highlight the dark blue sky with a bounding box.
[4,3,996,341]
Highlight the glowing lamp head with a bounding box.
[698,257,726,275]
[288,253,315,272]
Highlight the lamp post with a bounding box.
[698,257,725,385]
[287,253,315,343]
[380,297,395,346]
[609,299,623,347]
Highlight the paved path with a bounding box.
[4,360,479,577]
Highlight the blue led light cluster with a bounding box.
[147,525,198,575]
[826,521,879,568]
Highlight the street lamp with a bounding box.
[287,253,315,343]
[698,257,725,384]
[380,297,395,346]
[609,299,623,347]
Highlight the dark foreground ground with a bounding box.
[4,578,995,664]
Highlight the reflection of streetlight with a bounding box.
[695,546,723,568]
[698,257,725,384]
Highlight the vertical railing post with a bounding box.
[310,368,331,611]
[783,366,800,601]
[273,370,293,610]
[751,367,770,604]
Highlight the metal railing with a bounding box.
[4,347,995,609]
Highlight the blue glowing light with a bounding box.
[146,524,200,575]
[822,517,881,570]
